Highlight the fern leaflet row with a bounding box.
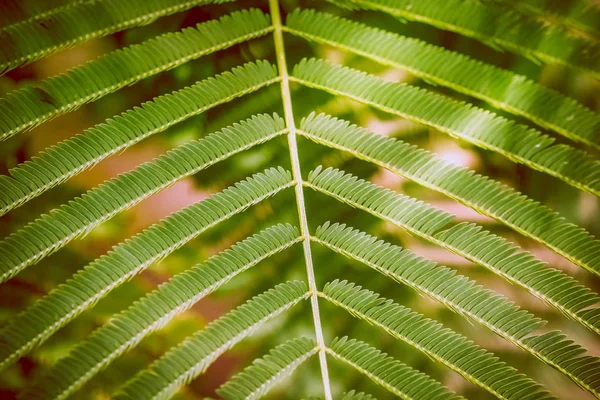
[114,280,309,400]
[315,222,600,396]
[0,113,286,282]
[0,61,279,215]
[325,0,600,77]
[285,9,600,148]
[0,9,272,140]
[306,167,600,335]
[0,0,233,74]
[20,225,302,400]
[320,280,553,400]
[292,58,600,197]
[0,167,294,370]
[327,337,463,400]
[298,113,600,277]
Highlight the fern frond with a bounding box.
[306,167,600,335]
[115,281,309,400]
[0,167,294,370]
[20,226,302,400]
[483,0,600,40]
[0,113,286,282]
[0,61,279,213]
[0,1,596,397]
[315,223,600,396]
[0,9,272,140]
[298,113,600,276]
[325,0,600,77]
[285,10,600,148]
[327,337,463,400]
[340,391,377,400]
[0,0,234,75]
[0,0,89,29]
[292,59,600,196]
[320,280,552,400]
[310,392,378,400]
[216,337,318,400]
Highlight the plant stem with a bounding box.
[268,0,333,398]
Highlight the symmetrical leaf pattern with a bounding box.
[0,0,598,399]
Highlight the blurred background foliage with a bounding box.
[0,0,599,398]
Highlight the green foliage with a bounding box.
[320,280,552,399]
[0,9,272,139]
[315,222,600,396]
[115,281,309,400]
[306,167,600,335]
[0,0,233,73]
[286,9,600,148]
[327,337,463,400]
[294,59,600,195]
[299,113,600,276]
[217,337,318,400]
[0,112,286,280]
[0,0,598,399]
[0,168,294,370]
[20,225,302,400]
[325,0,600,77]
[0,61,279,213]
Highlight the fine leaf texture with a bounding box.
[285,9,600,148]
[315,222,600,396]
[0,9,273,140]
[0,61,279,213]
[310,391,379,400]
[298,113,600,277]
[292,58,600,196]
[327,337,463,400]
[115,281,309,400]
[482,0,600,39]
[306,166,600,335]
[0,113,287,282]
[217,337,318,400]
[320,280,553,400]
[339,391,377,400]
[20,225,302,400]
[325,0,600,77]
[0,167,294,370]
[0,0,233,74]
[0,0,599,398]
[0,0,90,29]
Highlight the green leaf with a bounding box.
[321,280,553,400]
[0,113,286,282]
[0,167,294,370]
[0,0,233,75]
[20,226,302,400]
[483,0,600,40]
[0,9,272,140]
[298,113,600,276]
[0,1,598,398]
[115,280,309,400]
[292,58,600,196]
[0,0,89,29]
[328,337,463,400]
[307,391,379,400]
[324,0,600,77]
[340,391,377,400]
[0,61,279,213]
[306,167,600,335]
[285,9,600,148]
[315,222,600,396]
[216,337,318,400]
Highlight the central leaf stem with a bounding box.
[268,0,333,398]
